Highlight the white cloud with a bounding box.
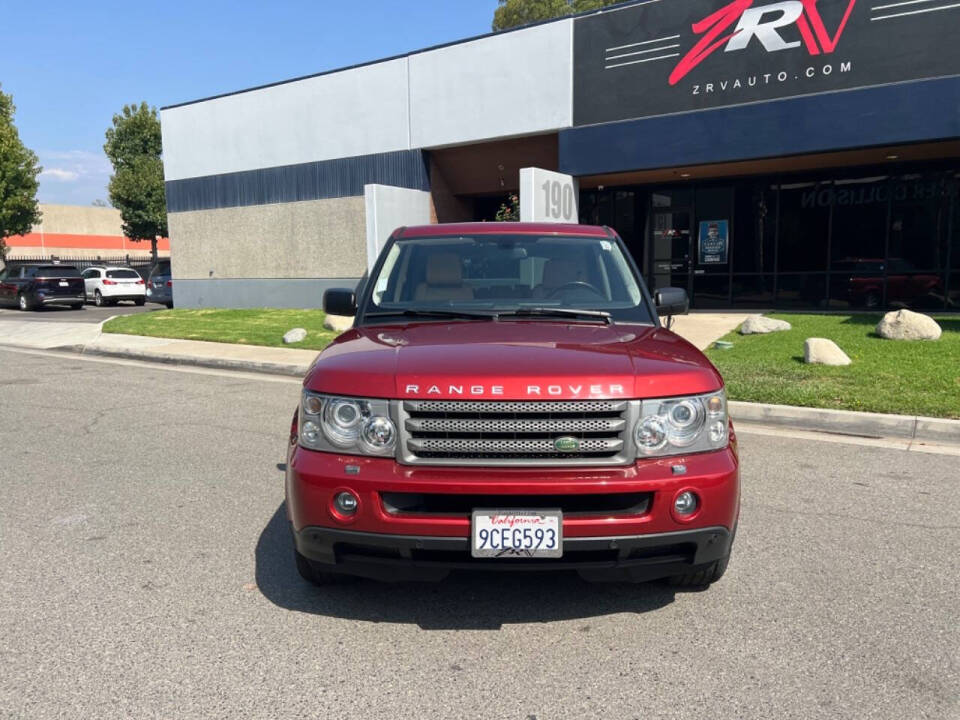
[36,149,113,205]
[40,168,80,182]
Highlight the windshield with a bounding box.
[364,234,653,324]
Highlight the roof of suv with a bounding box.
[395,222,612,238]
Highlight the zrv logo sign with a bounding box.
[573,0,960,126]
[670,0,857,85]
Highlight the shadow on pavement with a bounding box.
[255,503,677,630]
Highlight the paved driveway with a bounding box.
[0,348,957,719]
[0,302,161,324]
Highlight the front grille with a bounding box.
[398,399,635,466]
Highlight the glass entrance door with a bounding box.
[650,210,693,297]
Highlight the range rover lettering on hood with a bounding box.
[404,383,627,398]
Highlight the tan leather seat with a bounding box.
[414,253,474,302]
[533,259,579,298]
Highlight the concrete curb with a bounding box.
[6,334,957,445]
[729,401,960,445]
[55,344,310,378]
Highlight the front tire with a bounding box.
[94,290,104,307]
[294,550,356,586]
[18,293,33,311]
[134,297,146,306]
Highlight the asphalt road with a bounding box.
[0,302,161,323]
[1,348,957,719]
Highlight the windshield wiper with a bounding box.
[495,308,612,324]
[364,309,497,321]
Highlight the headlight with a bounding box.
[299,392,396,456]
[635,390,727,457]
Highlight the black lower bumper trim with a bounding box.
[294,525,733,583]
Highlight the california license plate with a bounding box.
[471,510,562,558]
[59,281,69,287]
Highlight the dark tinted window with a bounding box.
[107,269,140,279]
[778,182,830,272]
[33,266,81,278]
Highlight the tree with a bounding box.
[104,102,167,262]
[492,0,621,31]
[0,85,42,262]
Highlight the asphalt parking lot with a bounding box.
[0,302,160,323]
[1,348,957,719]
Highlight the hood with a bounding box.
[304,321,722,401]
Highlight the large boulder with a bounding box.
[323,314,354,333]
[875,309,941,341]
[740,315,792,335]
[804,338,851,366]
[282,327,307,344]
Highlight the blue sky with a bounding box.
[4,0,499,205]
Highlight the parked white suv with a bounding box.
[81,266,146,306]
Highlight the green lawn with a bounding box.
[705,313,960,419]
[102,309,339,351]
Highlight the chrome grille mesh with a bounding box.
[399,399,633,466]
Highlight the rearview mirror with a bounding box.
[323,288,357,317]
[654,287,689,318]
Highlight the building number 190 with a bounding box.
[542,180,576,221]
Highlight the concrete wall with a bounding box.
[161,59,412,182]
[173,277,359,309]
[409,20,573,148]
[364,185,432,269]
[4,204,170,259]
[160,20,575,184]
[167,197,367,281]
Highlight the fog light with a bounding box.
[674,491,698,516]
[301,420,320,443]
[334,491,359,515]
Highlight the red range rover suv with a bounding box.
[286,223,739,588]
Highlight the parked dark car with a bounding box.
[146,260,173,308]
[0,264,85,310]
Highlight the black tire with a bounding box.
[164,302,174,309]
[17,293,33,311]
[667,553,730,589]
[294,550,357,586]
[94,290,104,307]
[134,298,146,306]
[69,303,84,310]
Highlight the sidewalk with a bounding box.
[668,313,751,350]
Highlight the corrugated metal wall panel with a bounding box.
[165,149,430,213]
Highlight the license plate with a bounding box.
[59,281,69,287]
[471,510,562,558]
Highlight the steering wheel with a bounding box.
[547,281,605,299]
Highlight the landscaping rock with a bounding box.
[282,328,307,344]
[740,315,791,335]
[875,309,941,341]
[804,337,851,366]
[323,315,354,333]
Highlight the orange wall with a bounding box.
[5,232,170,253]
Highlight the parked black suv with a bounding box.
[0,264,85,310]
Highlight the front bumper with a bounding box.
[294,525,733,582]
[286,443,739,582]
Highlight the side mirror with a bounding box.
[654,287,689,318]
[323,288,357,317]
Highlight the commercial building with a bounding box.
[3,204,170,261]
[160,0,960,310]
